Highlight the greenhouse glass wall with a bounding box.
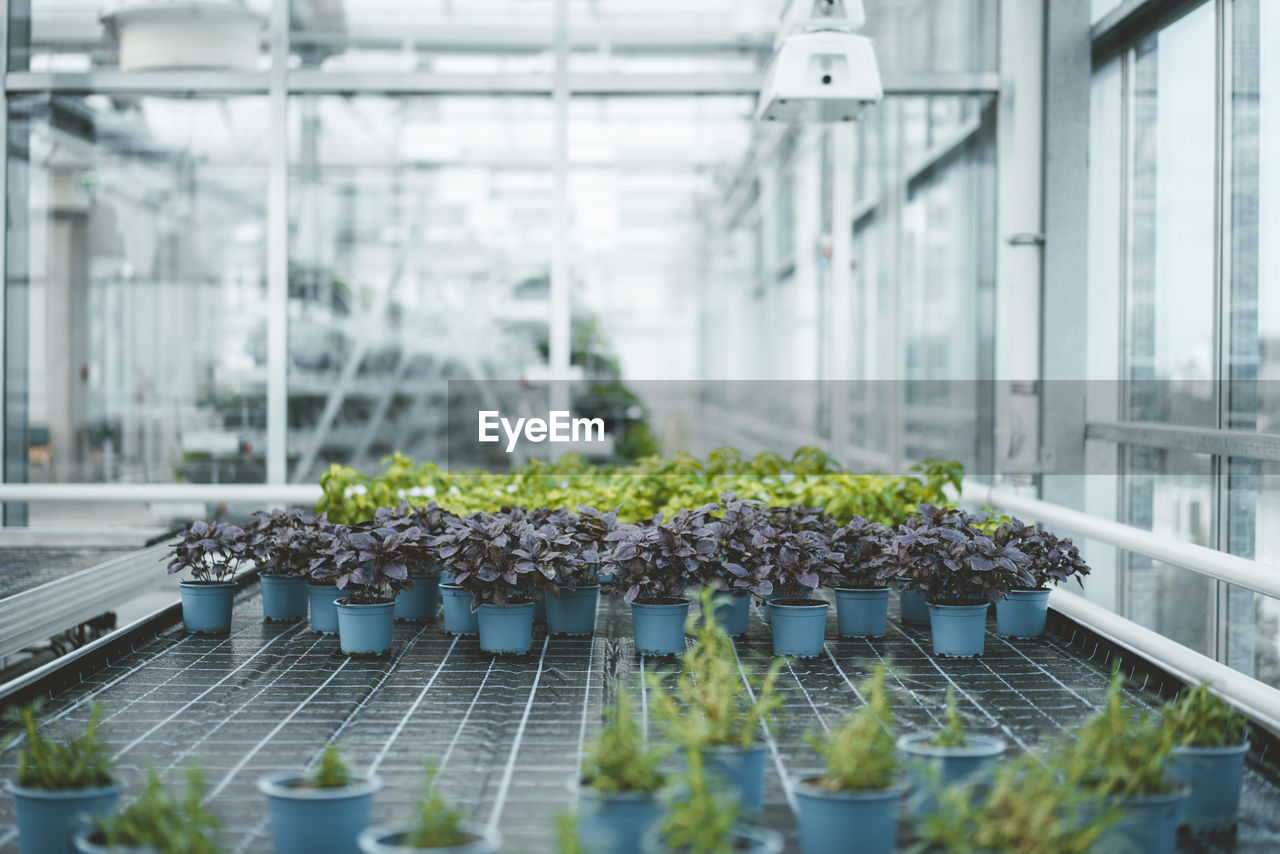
[0,1,1279,852]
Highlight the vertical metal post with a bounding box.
[549,0,571,416]
[828,123,854,462]
[0,0,9,504]
[995,0,1046,486]
[266,0,289,484]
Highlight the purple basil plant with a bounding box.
[992,519,1090,590]
[248,509,330,578]
[826,515,895,589]
[603,506,723,603]
[712,491,774,598]
[881,505,1033,605]
[430,512,569,610]
[751,505,843,601]
[309,520,420,605]
[167,520,257,584]
[562,505,620,587]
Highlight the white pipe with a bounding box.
[0,484,324,504]
[963,482,1280,601]
[1050,588,1280,736]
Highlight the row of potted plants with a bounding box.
[168,493,1089,663]
[5,614,1255,854]
[314,448,963,530]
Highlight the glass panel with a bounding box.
[1224,458,1280,687]
[1124,2,1216,427]
[11,0,272,72]
[5,95,269,515]
[1227,0,1280,434]
[287,95,553,481]
[1121,446,1215,656]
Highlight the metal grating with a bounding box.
[1,588,1278,853]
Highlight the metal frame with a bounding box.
[0,543,171,663]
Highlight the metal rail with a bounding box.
[1051,588,1280,736]
[0,544,172,663]
[0,484,323,504]
[962,482,1280,601]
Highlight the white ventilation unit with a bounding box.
[101,2,266,71]
[757,0,883,123]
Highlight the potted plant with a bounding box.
[1162,681,1251,834]
[259,746,382,854]
[297,518,345,635]
[990,519,1090,637]
[643,748,782,854]
[250,509,322,622]
[754,505,836,626]
[913,751,1120,854]
[826,516,894,638]
[604,508,722,656]
[432,512,551,655]
[358,765,499,853]
[76,768,218,854]
[393,502,454,623]
[543,507,614,637]
[896,687,1005,815]
[575,688,668,854]
[882,505,1031,657]
[167,519,255,634]
[791,666,904,854]
[756,507,842,658]
[312,522,419,656]
[7,702,119,854]
[1059,672,1186,853]
[698,493,772,637]
[648,594,783,817]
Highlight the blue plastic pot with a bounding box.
[439,583,478,636]
[393,573,440,623]
[336,599,396,656]
[546,585,601,636]
[358,824,499,854]
[1168,742,1249,834]
[1097,788,1188,854]
[630,599,690,656]
[259,773,381,854]
[642,824,782,854]
[10,782,119,854]
[792,776,903,854]
[576,782,662,854]
[261,574,308,622]
[179,581,236,634]
[439,569,457,584]
[759,589,809,625]
[927,603,988,658]
[898,588,930,624]
[307,584,343,635]
[897,732,1005,815]
[833,587,889,638]
[766,600,829,658]
[701,743,769,816]
[476,601,536,655]
[707,592,750,637]
[994,588,1051,638]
